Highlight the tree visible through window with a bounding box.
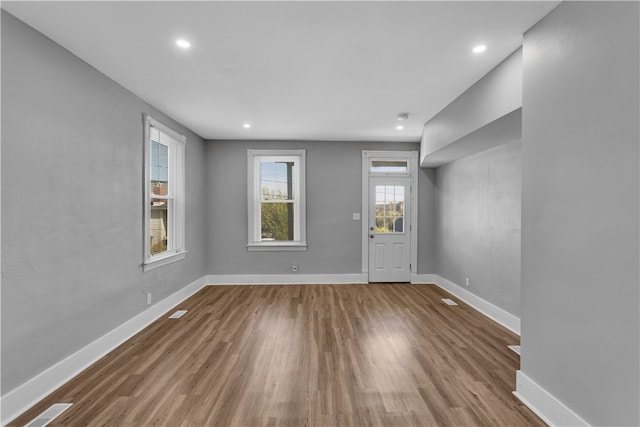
[375,185,405,233]
[247,150,306,250]
[260,161,295,241]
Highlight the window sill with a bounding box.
[143,250,187,272]
[247,243,308,252]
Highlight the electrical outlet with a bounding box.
[292,264,298,272]
[146,293,152,305]
[465,277,470,287]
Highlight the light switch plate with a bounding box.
[352,213,361,220]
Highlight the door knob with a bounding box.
[370,234,375,239]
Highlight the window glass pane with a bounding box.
[145,117,186,267]
[375,185,405,233]
[150,198,168,254]
[151,140,169,196]
[261,202,294,241]
[260,161,295,200]
[371,160,408,173]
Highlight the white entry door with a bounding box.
[368,176,411,282]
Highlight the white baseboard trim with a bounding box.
[205,273,368,285]
[1,276,208,426]
[411,273,437,284]
[514,371,590,427]
[432,274,521,335]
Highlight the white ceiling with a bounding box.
[2,1,558,142]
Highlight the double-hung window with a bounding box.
[247,149,307,250]
[143,115,186,270]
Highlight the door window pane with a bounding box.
[375,185,405,233]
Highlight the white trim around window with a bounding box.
[143,115,187,271]
[247,149,307,251]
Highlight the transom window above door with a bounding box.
[370,160,409,173]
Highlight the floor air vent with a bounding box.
[169,309,188,319]
[441,298,458,306]
[25,403,73,427]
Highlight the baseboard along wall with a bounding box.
[413,273,521,335]
[3,272,585,427]
[420,275,589,426]
[0,276,208,426]
[205,273,368,285]
[514,371,590,427]
[205,273,520,334]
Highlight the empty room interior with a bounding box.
[1,1,639,426]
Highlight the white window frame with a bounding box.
[247,149,307,251]
[143,115,187,271]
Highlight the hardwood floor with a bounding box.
[9,284,545,426]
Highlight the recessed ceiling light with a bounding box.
[473,45,487,54]
[396,125,404,131]
[243,123,252,129]
[176,39,191,49]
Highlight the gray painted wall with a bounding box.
[435,140,522,317]
[521,2,639,425]
[421,48,522,165]
[417,167,436,274]
[205,140,435,275]
[1,12,208,393]
[422,108,521,168]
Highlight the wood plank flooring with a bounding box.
[9,284,545,426]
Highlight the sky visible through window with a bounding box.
[260,161,295,199]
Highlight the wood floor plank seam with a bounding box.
[10,284,545,427]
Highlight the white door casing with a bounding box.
[361,151,418,283]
